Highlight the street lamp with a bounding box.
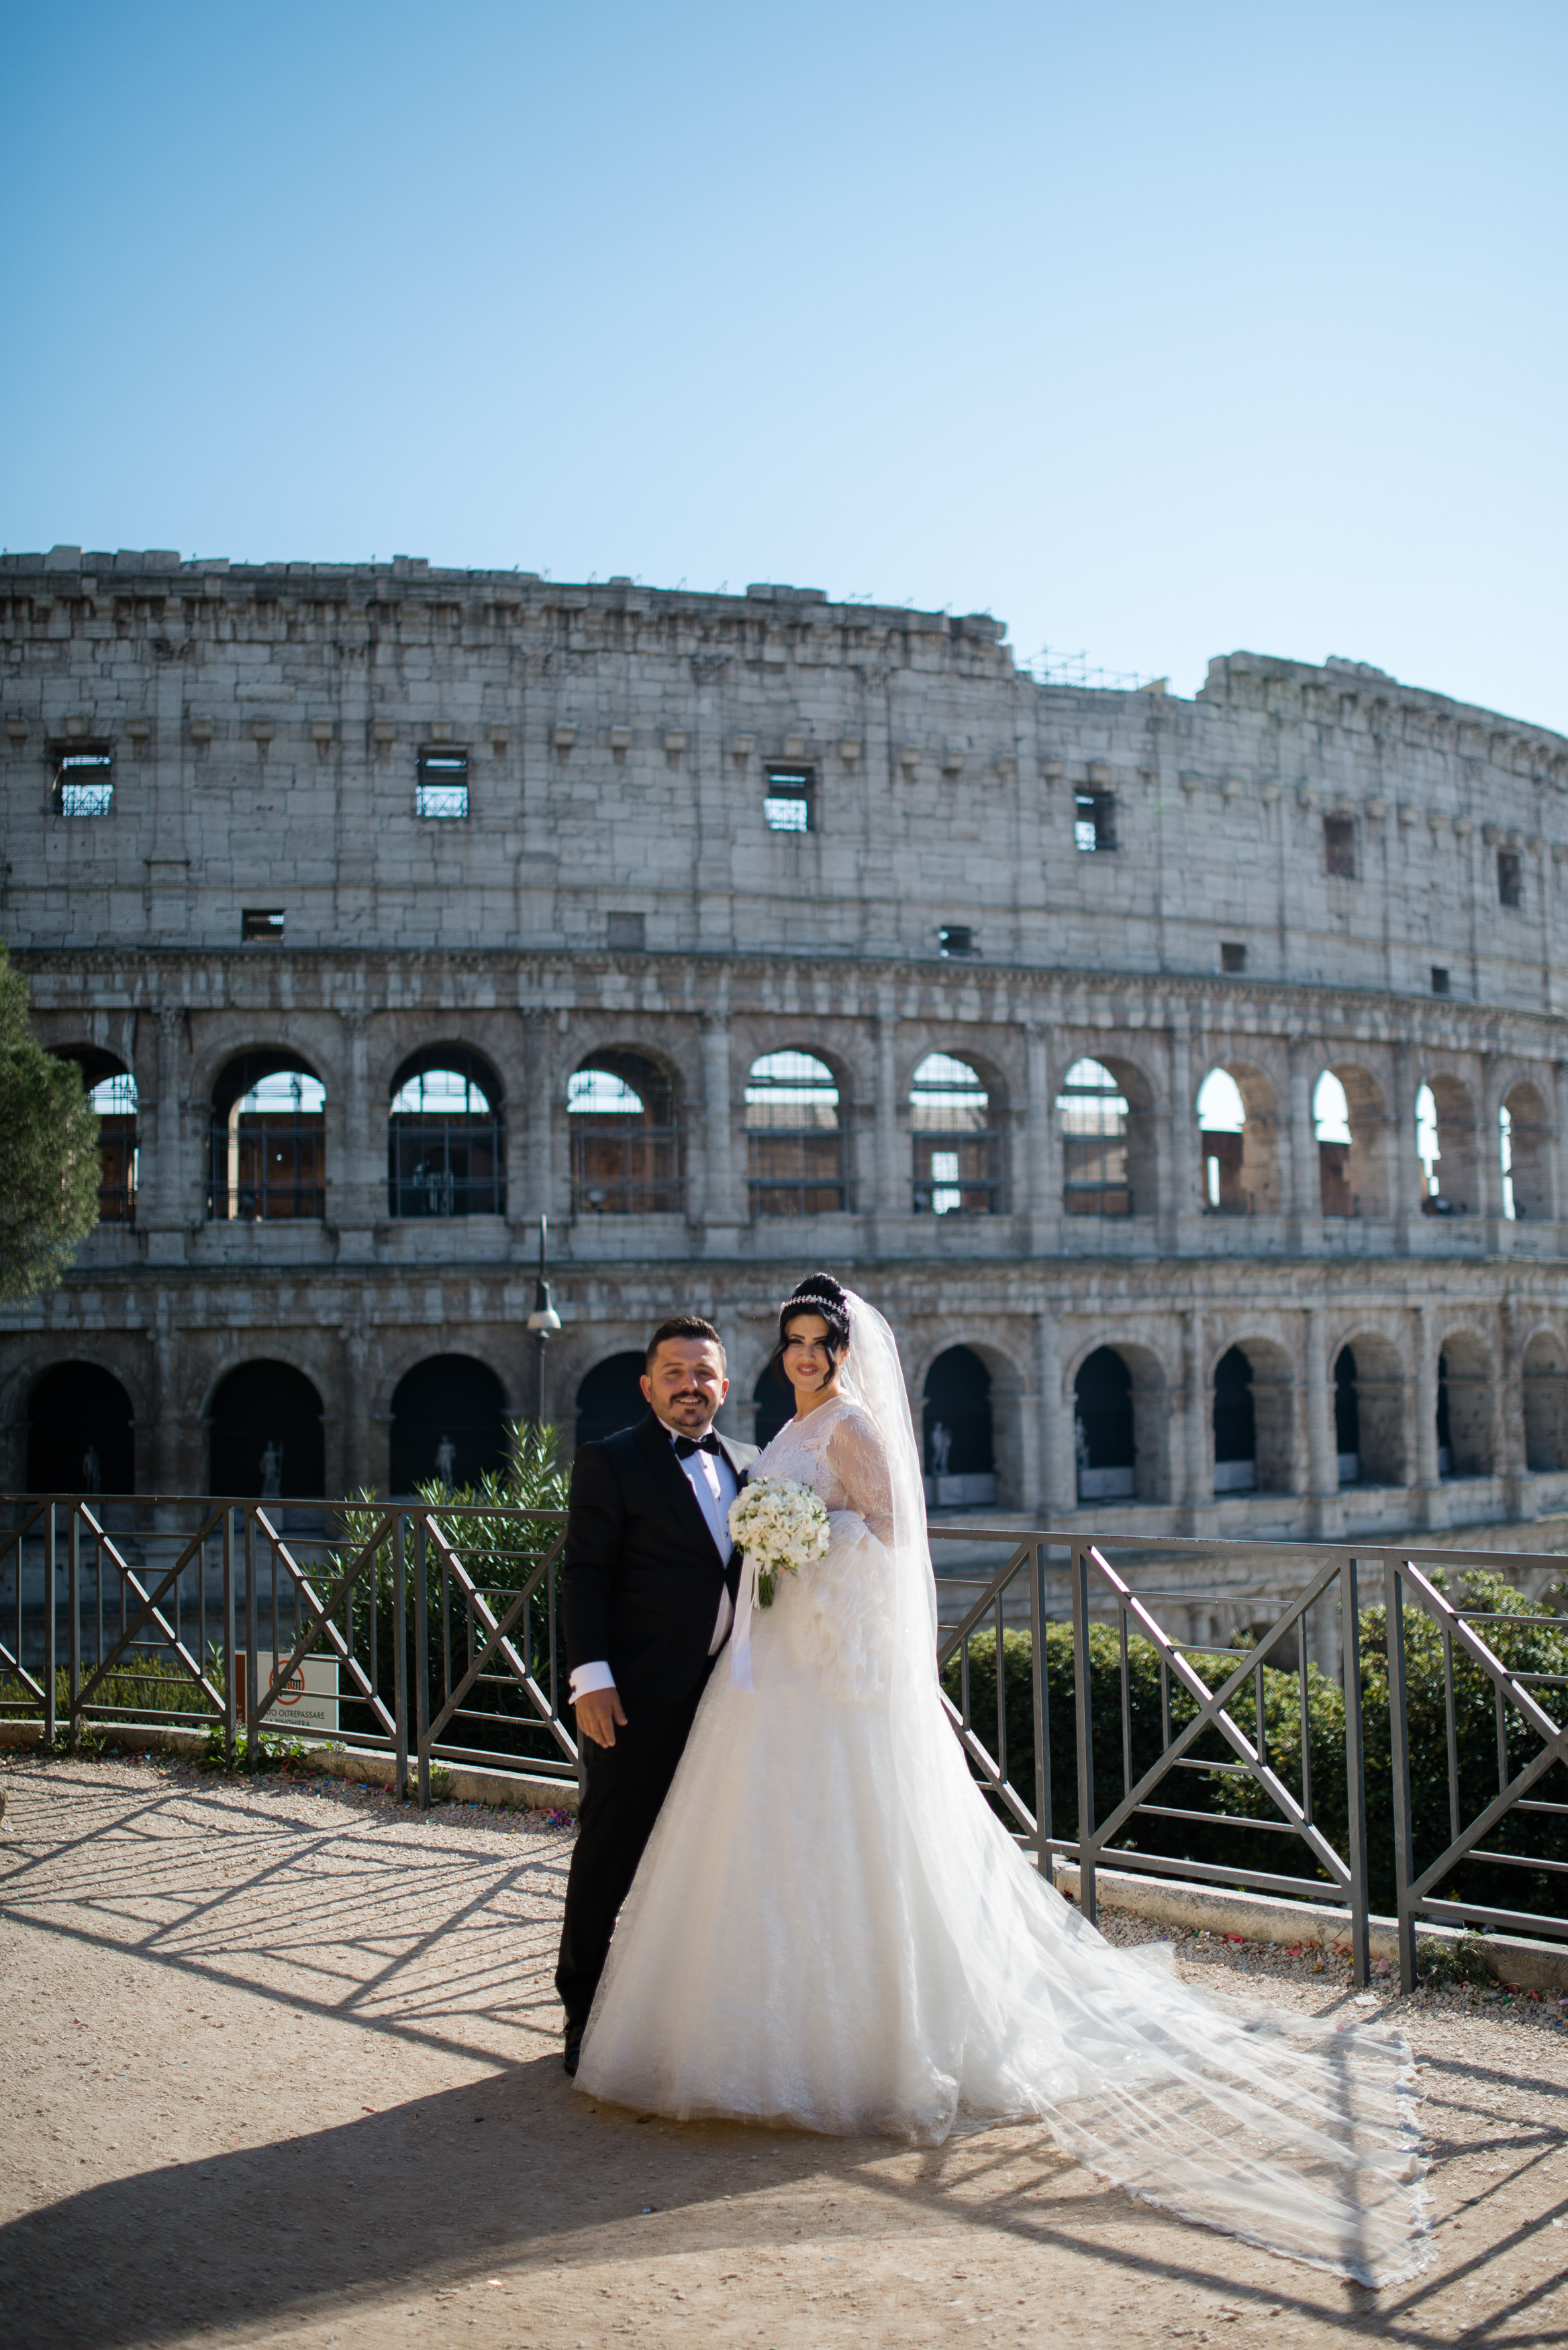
[525,1213,561,1424]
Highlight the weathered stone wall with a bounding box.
[5,548,1568,1590]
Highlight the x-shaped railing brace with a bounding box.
[419,1513,575,1764]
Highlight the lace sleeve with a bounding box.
[823,1407,895,1545]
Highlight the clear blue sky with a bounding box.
[5,3,1565,728]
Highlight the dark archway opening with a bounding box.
[1075,1347,1135,1501]
[1334,1347,1361,1485]
[753,1360,793,1450]
[574,1354,648,1451]
[210,1362,325,1499]
[1436,1350,1453,1476]
[923,1346,994,1483]
[390,1356,507,1494]
[1212,1346,1257,1493]
[27,1364,135,1495]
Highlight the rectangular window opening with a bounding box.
[607,912,646,949]
[417,751,469,820]
[1075,790,1116,852]
[1430,966,1451,996]
[54,749,114,817]
[1498,849,1523,908]
[1324,815,1357,878]
[763,765,814,833]
[936,925,975,959]
[242,908,285,942]
[1220,941,1246,974]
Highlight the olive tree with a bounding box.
[0,943,100,1303]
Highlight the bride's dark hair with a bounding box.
[768,1272,851,1391]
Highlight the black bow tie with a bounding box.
[673,1432,724,1459]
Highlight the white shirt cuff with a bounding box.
[569,1660,617,1700]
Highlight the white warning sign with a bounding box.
[237,1649,340,1732]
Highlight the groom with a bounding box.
[554,1313,758,2073]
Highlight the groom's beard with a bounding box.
[653,1395,718,1436]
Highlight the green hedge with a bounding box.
[942,1570,1568,1916]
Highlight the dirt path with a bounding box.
[3,1754,1566,2350]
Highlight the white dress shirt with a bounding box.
[569,1425,738,1701]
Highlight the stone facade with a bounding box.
[5,545,1568,1587]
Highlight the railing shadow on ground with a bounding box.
[3,1497,1567,1993]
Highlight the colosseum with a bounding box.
[5,543,1568,1591]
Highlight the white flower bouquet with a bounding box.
[728,1476,830,1607]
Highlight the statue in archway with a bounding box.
[434,1432,457,1487]
[259,1439,283,1499]
[928,1419,951,1478]
[81,1444,101,1494]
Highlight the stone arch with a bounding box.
[1206,1334,1295,1496]
[568,1042,683,1216]
[917,1334,1028,1509]
[908,1049,1003,1216]
[1055,1050,1157,1219]
[1500,1078,1552,1222]
[743,1047,846,1216]
[1522,1328,1568,1472]
[1435,1326,1497,1478]
[1197,1062,1280,1218]
[922,1344,995,1503]
[387,1043,506,1219]
[389,1354,509,1493]
[207,1046,327,1224]
[1420,1073,1478,1217]
[51,1045,139,1225]
[26,1362,136,1496]
[1332,1330,1404,1487]
[1315,1064,1386,1219]
[1070,1339,1169,1507]
[209,1360,326,1499]
[573,1352,648,1451]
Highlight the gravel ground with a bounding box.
[3,1752,1567,2350]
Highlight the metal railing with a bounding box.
[0,1495,575,1805]
[3,1499,1563,1993]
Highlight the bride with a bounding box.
[575,1274,1431,2286]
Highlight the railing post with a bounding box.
[1384,1554,1418,1992]
[222,1509,236,1769]
[67,1508,80,1756]
[1070,1541,1097,1923]
[43,1503,57,1752]
[1340,1553,1370,1986]
[244,1507,260,1773]
[1030,1540,1052,1884]
[393,1511,409,1802]
[414,1516,430,1812]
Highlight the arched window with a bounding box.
[209,1360,326,1498]
[54,1051,139,1223]
[1315,1072,1354,1217]
[208,1054,326,1222]
[1418,1076,1475,1216]
[1334,1346,1361,1484]
[389,1354,508,1492]
[923,1346,995,1505]
[388,1051,505,1217]
[574,1354,649,1450]
[1211,1346,1257,1493]
[1057,1059,1130,1217]
[1522,1331,1568,1472]
[744,1051,844,1217]
[1416,1083,1440,1201]
[1500,1082,1550,1221]
[569,1052,680,1215]
[1074,1348,1135,1501]
[1197,1068,1248,1214]
[26,1363,135,1496]
[1436,1335,1495,1478]
[910,1053,999,1214]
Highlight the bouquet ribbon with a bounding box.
[729,1552,761,1691]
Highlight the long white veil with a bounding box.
[837,1288,1431,2288]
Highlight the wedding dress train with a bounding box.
[575,1302,1431,2288]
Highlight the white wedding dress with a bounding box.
[576,1296,1432,2288]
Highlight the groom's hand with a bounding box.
[575,1687,628,1748]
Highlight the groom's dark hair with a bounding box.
[646,1314,726,1370]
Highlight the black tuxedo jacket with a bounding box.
[562,1412,760,1707]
